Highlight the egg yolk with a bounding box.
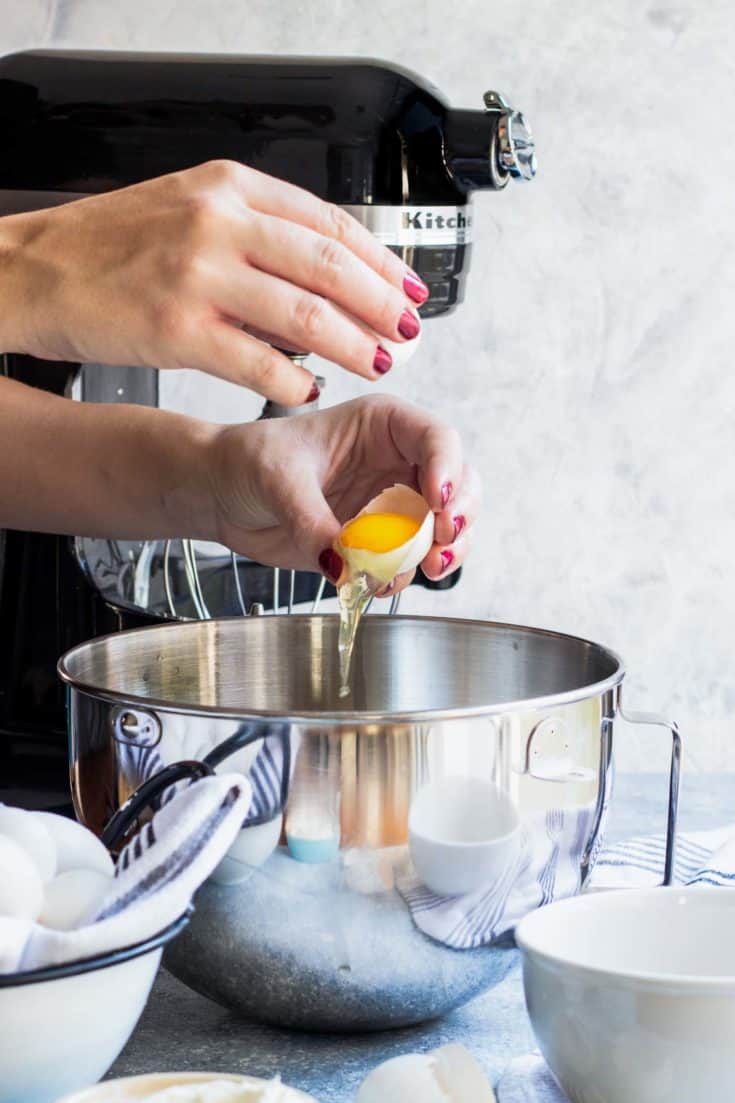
[340,512,421,553]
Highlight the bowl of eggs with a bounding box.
[0,805,187,1103]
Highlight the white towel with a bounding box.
[0,772,251,974]
[496,823,735,1103]
[398,804,598,950]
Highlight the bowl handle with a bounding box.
[604,710,682,886]
[101,759,215,850]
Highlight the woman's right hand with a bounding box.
[0,160,426,404]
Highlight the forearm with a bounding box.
[0,375,219,540]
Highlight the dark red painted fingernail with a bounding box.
[398,310,420,340]
[318,549,343,583]
[403,273,429,305]
[440,549,455,573]
[441,481,453,508]
[374,345,393,374]
[305,380,320,403]
[453,515,466,540]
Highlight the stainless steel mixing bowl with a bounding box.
[58,615,680,1031]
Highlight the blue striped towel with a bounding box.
[496,823,735,1103]
[398,804,598,950]
[116,730,292,824]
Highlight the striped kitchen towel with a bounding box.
[398,804,599,950]
[0,772,251,973]
[399,814,735,951]
[117,727,292,824]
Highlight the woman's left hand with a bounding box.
[210,394,480,593]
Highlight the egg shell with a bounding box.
[356,1054,448,1103]
[39,868,113,931]
[35,811,115,877]
[433,1044,497,1102]
[0,835,44,921]
[0,805,57,883]
[335,306,423,369]
[335,484,433,585]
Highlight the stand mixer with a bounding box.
[0,49,535,804]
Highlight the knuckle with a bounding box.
[320,202,355,245]
[314,237,347,285]
[251,345,282,393]
[150,297,190,349]
[292,293,327,340]
[202,159,245,188]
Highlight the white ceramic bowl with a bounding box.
[56,1071,318,1102]
[516,888,735,1103]
[408,777,521,896]
[0,914,188,1103]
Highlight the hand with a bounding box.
[0,161,425,405]
[210,395,480,593]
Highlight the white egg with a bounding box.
[335,306,423,370]
[335,484,434,586]
[0,805,56,883]
[39,868,113,931]
[35,811,114,877]
[0,835,44,921]
[356,1044,496,1103]
[375,322,423,369]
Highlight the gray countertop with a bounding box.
[108,772,734,1102]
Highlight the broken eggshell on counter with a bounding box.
[333,483,434,587]
[356,1043,496,1103]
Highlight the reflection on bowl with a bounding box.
[408,777,521,896]
[516,888,735,1103]
[210,815,283,885]
[0,914,188,1103]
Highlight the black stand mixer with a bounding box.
[0,50,535,805]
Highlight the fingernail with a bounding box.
[305,381,320,403]
[441,482,453,508]
[440,549,455,573]
[403,273,429,305]
[398,310,420,340]
[373,345,393,374]
[318,549,343,584]
[453,514,465,540]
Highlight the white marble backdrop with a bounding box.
[2,1,734,771]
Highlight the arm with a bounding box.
[0,376,217,541]
[0,379,478,585]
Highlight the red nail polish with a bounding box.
[398,310,420,340]
[440,549,455,573]
[453,514,465,540]
[374,346,393,374]
[318,549,343,584]
[441,482,453,508]
[305,381,320,403]
[403,273,429,305]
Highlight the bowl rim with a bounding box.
[0,910,189,989]
[516,887,735,989]
[57,613,626,724]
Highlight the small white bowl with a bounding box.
[408,777,521,896]
[516,888,735,1103]
[56,1071,318,1101]
[0,914,188,1103]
